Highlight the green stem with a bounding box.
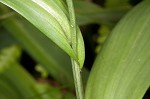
[71,59,84,99]
[66,0,84,99]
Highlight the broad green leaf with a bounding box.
[85,0,150,99]
[0,0,85,68]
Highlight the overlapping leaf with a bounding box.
[74,0,130,26]
[0,0,85,68]
[85,0,150,99]
[0,46,62,99]
[0,4,89,87]
[0,29,17,49]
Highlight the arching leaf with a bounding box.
[85,1,150,99]
[0,0,85,68]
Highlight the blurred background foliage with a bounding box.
[0,0,149,99]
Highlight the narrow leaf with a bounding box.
[0,29,17,49]
[0,46,62,99]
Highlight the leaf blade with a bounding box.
[85,1,150,99]
[0,0,78,60]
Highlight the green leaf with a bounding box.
[85,0,150,99]
[33,83,62,99]
[0,28,17,49]
[74,0,130,26]
[0,0,85,68]
[0,45,35,99]
[1,15,74,87]
[0,62,62,99]
[0,4,89,87]
[0,46,62,99]
[105,0,130,7]
[0,45,20,73]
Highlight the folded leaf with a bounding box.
[0,0,85,68]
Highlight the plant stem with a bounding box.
[66,0,84,99]
[71,59,84,99]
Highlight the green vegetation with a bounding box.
[0,0,149,99]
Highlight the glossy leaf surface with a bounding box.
[0,0,85,68]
